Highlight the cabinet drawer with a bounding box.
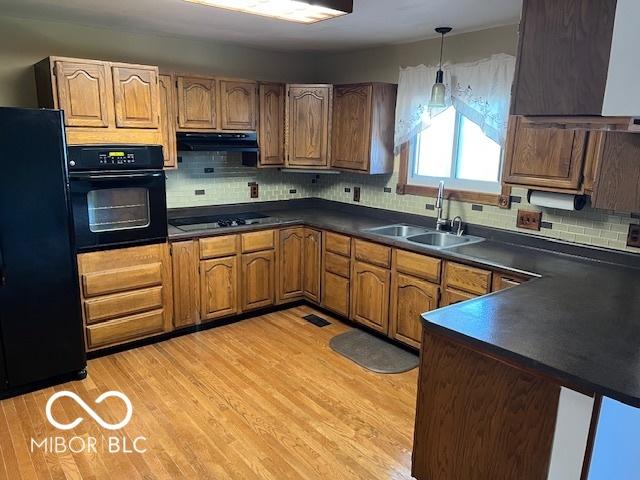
[354,239,391,268]
[323,271,350,317]
[199,235,238,259]
[82,262,162,298]
[394,250,441,283]
[441,287,477,307]
[241,230,275,253]
[325,232,351,257]
[84,286,163,325]
[492,273,529,292]
[444,262,492,296]
[325,251,351,278]
[86,309,165,349]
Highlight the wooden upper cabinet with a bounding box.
[303,229,322,303]
[176,75,217,131]
[511,0,617,116]
[158,74,177,168]
[53,59,111,128]
[220,80,256,131]
[331,83,396,174]
[591,132,640,213]
[503,116,588,191]
[200,256,239,321]
[351,260,391,334]
[111,64,160,129]
[242,250,275,311]
[277,228,304,302]
[390,273,438,349]
[259,83,285,166]
[286,84,332,168]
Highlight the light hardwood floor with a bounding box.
[0,306,418,480]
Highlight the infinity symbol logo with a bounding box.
[45,391,133,431]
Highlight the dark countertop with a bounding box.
[168,199,640,407]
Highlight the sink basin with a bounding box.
[365,224,431,237]
[406,232,484,249]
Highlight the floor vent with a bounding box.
[303,314,331,327]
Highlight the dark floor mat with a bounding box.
[329,330,419,374]
[303,314,331,327]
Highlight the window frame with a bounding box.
[397,111,512,209]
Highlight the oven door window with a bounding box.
[87,187,151,233]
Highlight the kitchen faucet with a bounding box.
[435,180,448,231]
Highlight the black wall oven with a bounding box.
[68,145,167,252]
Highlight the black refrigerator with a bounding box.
[0,107,86,395]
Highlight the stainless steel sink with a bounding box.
[406,232,483,249]
[364,223,485,250]
[365,224,431,237]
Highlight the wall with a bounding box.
[313,24,519,84]
[0,15,316,108]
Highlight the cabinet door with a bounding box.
[176,76,217,130]
[278,228,304,302]
[331,84,372,171]
[323,271,350,317]
[503,116,588,191]
[351,261,391,334]
[303,228,322,303]
[242,250,275,311]
[287,85,331,167]
[112,65,160,129]
[441,287,476,307]
[592,132,640,213]
[200,256,239,320]
[158,74,177,168]
[54,60,111,127]
[171,241,200,328]
[220,80,256,131]
[259,83,285,166]
[390,273,439,349]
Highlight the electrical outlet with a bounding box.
[627,224,640,248]
[353,186,361,202]
[516,210,542,231]
[249,183,259,199]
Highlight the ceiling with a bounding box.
[0,0,522,52]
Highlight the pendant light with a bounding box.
[429,27,452,108]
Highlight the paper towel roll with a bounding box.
[527,190,587,211]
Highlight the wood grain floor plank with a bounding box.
[0,307,417,479]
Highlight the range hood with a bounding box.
[176,132,259,153]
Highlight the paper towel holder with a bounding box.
[527,190,587,211]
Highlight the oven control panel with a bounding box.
[67,145,164,171]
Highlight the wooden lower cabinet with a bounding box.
[351,260,391,334]
[441,287,477,307]
[200,256,239,320]
[302,228,322,303]
[77,243,173,351]
[242,250,276,311]
[278,228,304,302]
[390,273,439,348]
[492,272,528,292]
[171,240,200,328]
[323,271,350,317]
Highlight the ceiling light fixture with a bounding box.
[183,0,353,24]
[429,26,453,108]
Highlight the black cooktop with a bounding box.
[169,212,273,231]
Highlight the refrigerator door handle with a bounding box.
[0,243,5,287]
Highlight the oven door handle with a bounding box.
[69,172,163,181]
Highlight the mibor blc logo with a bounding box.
[31,390,147,454]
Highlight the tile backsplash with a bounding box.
[166,153,640,254]
[165,152,316,208]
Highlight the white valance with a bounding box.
[394,53,516,150]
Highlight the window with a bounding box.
[409,107,503,194]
